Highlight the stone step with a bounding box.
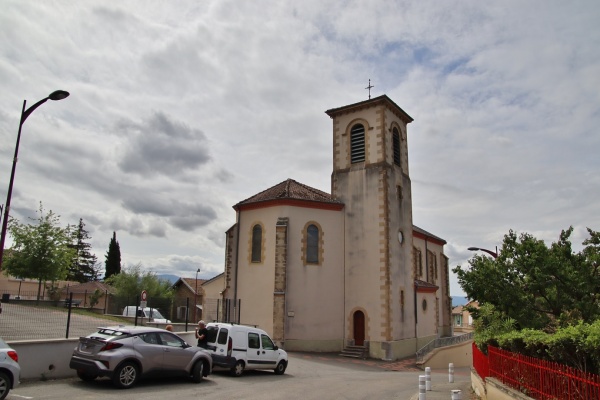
[340,345,367,359]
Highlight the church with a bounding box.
[220,94,452,361]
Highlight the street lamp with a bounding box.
[0,90,70,270]
[468,246,498,259]
[194,268,200,322]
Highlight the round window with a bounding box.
[422,299,427,311]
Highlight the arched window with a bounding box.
[251,224,262,262]
[350,124,365,163]
[392,128,401,166]
[306,224,319,263]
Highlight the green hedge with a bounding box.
[478,320,600,375]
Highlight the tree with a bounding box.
[104,231,121,279]
[4,203,75,300]
[105,263,173,300]
[453,227,600,330]
[67,218,99,282]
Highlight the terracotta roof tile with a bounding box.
[234,179,342,208]
[413,225,447,244]
[174,277,205,294]
[414,279,439,289]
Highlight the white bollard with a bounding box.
[425,366,432,391]
[448,362,454,383]
[451,389,462,400]
[419,374,426,400]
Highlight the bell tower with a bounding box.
[325,95,416,351]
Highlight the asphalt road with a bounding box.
[8,353,472,400]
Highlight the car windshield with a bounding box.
[148,309,165,319]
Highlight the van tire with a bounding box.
[231,360,245,377]
[192,361,204,383]
[274,360,287,375]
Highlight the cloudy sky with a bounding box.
[1,1,599,296]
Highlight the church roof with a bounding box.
[234,179,344,211]
[413,225,447,245]
[325,94,414,124]
[414,279,439,293]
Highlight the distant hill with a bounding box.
[452,296,469,307]
[157,274,179,284]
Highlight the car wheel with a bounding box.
[112,361,139,389]
[0,371,10,400]
[191,361,204,383]
[230,360,245,377]
[274,360,287,375]
[76,370,98,382]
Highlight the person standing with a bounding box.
[195,320,208,348]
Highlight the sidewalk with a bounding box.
[409,368,473,400]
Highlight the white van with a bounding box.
[122,306,171,323]
[205,323,288,377]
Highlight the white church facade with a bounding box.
[220,95,452,360]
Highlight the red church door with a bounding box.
[353,311,365,346]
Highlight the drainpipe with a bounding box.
[425,238,429,282]
[414,284,418,350]
[233,210,241,323]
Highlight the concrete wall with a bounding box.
[486,378,534,400]
[202,274,224,301]
[9,332,197,380]
[0,271,76,300]
[420,344,534,399]
[421,340,472,369]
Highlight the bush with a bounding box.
[479,320,600,375]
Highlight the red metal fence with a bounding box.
[472,343,600,399]
[472,342,489,380]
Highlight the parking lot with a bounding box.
[7,352,471,400]
[2,303,473,399]
[0,302,126,341]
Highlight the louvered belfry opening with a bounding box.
[350,124,365,163]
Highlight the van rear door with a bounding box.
[207,326,234,368]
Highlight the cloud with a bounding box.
[117,112,211,177]
[1,0,599,292]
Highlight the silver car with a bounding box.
[0,337,20,400]
[69,325,212,389]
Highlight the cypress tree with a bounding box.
[104,231,121,279]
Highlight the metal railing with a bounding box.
[416,332,474,363]
[473,343,600,400]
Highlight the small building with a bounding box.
[452,300,479,333]
[201,273,225,322]
[172,277,205,322]
[62,281,117,311]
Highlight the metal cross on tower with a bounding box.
[365,79,374,99]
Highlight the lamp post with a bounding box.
[0,90,70,271]
[194,268,200,322]
[468,246,498,259]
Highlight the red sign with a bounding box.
[141,290,147,301]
